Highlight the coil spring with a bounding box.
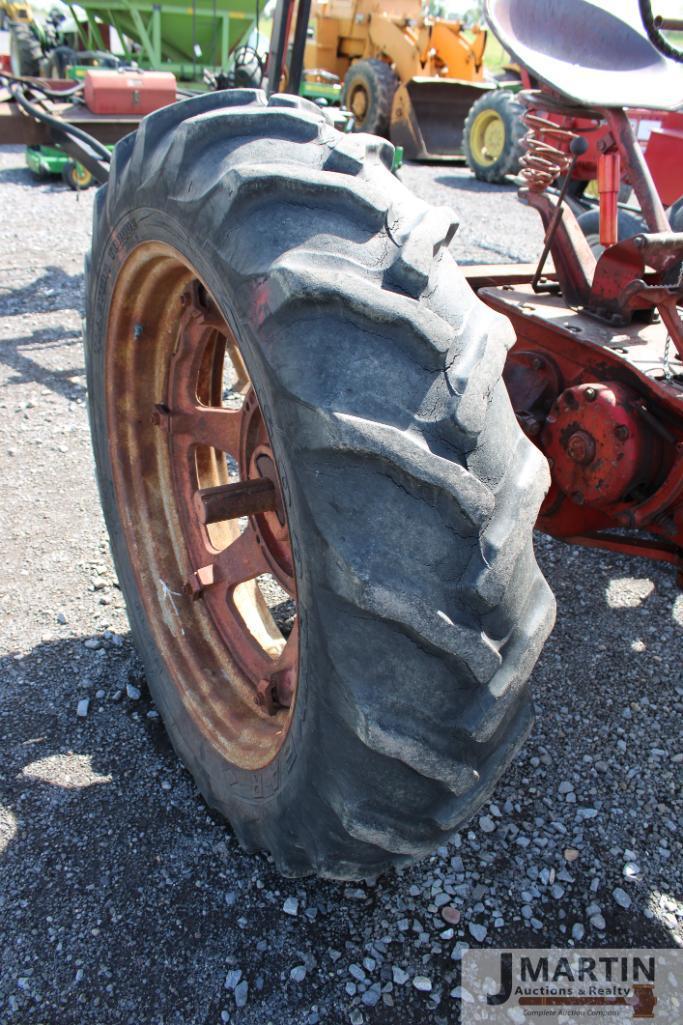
[520,110,579,193]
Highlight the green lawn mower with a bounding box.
[25,143,112,189]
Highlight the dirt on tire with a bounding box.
[86,89,555,879]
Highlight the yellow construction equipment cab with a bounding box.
[0,0,33,24]
[304,0,494,158]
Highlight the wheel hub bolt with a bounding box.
[566,430,595,465]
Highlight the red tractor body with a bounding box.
[474,1,683,582]
[645,111,683,206]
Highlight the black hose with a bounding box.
[0,71,85,100]
[9,82,111,163]
[639,0,683,62]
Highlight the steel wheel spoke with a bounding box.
[162,277,297,710]
[255,620,299,713]
[169,405,242,455]
[226,337,251,395]
[214,526,271,586]
[274,618,298,673]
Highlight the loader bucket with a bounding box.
[390,78,494,161]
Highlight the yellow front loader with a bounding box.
[0,0,33,25]
[304,0,494,158]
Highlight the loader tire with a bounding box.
[464,89,526,183]
[342,58,397,136]
[86,89,555,879]
[9,22,42,77]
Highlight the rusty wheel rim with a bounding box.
[349,82,369,123]
[106,243,299,769]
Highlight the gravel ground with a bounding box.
[0,144,681,1025]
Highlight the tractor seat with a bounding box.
[485,0,683,111]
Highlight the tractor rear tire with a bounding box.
[86,90,555,878]
[9,22,42,77]
[342,58,398,137]
[464,89,526,183]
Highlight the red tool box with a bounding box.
[84,69,176,116]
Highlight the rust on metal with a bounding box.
[541,381,658,507]
[470,3,683,582]
[106,244,299,770]
[193,478,277,524]
[485,281,683,578]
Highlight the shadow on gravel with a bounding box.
[0,601,680,1022]
[0,164,36,186]
[0,266,84,315]
[0,325,85,400]
[435,174,516,194]
[0,164,69,192]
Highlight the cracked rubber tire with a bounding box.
[342,58,398,137]
[464,89,526,183]
[86,89,555,879]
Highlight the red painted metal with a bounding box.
[645,111,683,206]
[83,70,177,115]
[522,101,683,211]
[541,381,659,507]
[477,2,683,582]
[481,268,683,579]
[597,151,620,246]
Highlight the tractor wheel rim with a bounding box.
[349,83,369,122]
[73,165,92,187]
[106,243,299,767]
[470,109,505,165]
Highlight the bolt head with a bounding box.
[183,576,204,601]
[566,430,595,465]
